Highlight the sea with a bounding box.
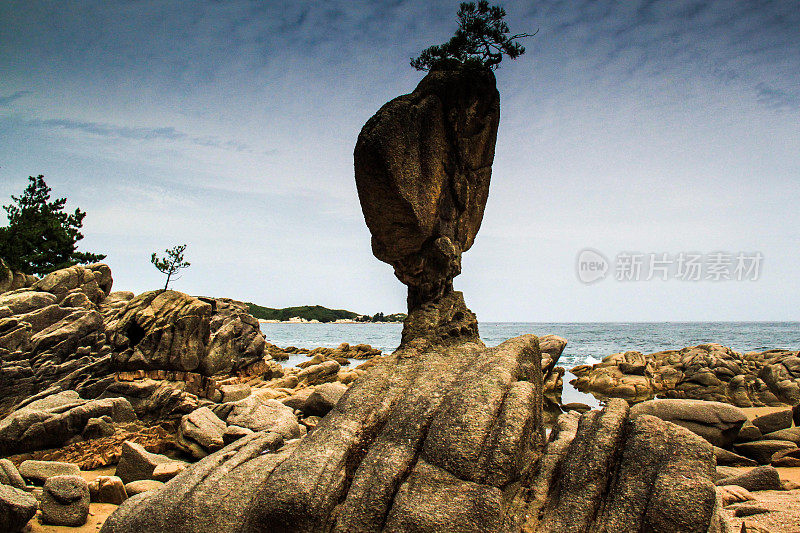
[259,321,800,407]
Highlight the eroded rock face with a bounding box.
[355,67,499,344]
[101,335,544,533]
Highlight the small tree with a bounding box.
[0,175,106,276]
[411,1,535,71]
[151,244,190,291]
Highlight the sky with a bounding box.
[0,0,798,321]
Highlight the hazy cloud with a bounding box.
[0,91,31,106]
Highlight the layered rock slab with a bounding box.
[101,334,544,533]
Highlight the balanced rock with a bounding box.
[40,474,90,526]
[355,68,499,345]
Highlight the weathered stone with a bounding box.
[734,439,797,465]
[771,447,800,467]
[82,416,115,440]
[176,407,226,458]
[0,458,26,489]
[0,390,135,455]
[714,446,758,467]
[89,475,127,504]
[115,440,178,484]
[716,485,754,506]
[40,474,90,526]
[630,398,747,448]
[751,408,793,435]
[203,298,268,374]
[222,425,254,445]
[18,460,80,485]
[762,426,800,444]
[303,382,347,416]
[0,483,38,532]
[124,479,164,496]
[736,422,763,443]
[33,264,111,304]
[219,383,250,403]
[715,465,783,492]
[105,290,213,373]
[355,68,499,344]
[217,397,300,439]
[520,399,721,533]
[151,462,187,482]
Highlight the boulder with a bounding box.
[216,397,300,439]
[0,458,26,489]
[734,439,797,465]
[762,427,800,444]
[202,298,268,374]
[751,409,793,435]
[736,422,763,443]
[219,383,251,403]
[523,400,722,532]
[716,485,754,506]
[0,390,135,455]
[115,440,179,484]
[714,465,783,492]
[40,474,90,526]
[713,446,758,467]
[771,447,800,467]
[630,398,747,448]
[18,460,80,485]
[124,480,164,496]
[355,68,500,344]
[280,388,314,410]
[303,382,347,416]
[176,407,226,458]
[33,263,112,304]
[105,290,213,373]
[0,483,38,532]
[222,425,253,445]
[82,416,115,440]
[89,475,128,504]
[151,462,187,482]
[758,351,800,404]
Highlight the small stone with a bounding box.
[115,441,177,484]
[18,460,80,485]
[88,475,127,505]
[730,504,770,517]
[124,479,164,496]
[561,402,592,414]
[0,458,26,489]
[736,423,763,443]
[303,382,347,416]
[82,417,115,440]
[40,474,90,526]
[223,425,254,445]
[716,485,754,506]
[151,462,187,482]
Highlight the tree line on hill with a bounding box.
[246,303,406,323]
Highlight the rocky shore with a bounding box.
[2,66,798,533]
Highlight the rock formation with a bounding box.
[571,343,797,407]
[354,67,499,345]
[98,67,725,533]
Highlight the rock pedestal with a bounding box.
[355,67,499,345]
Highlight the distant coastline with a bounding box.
[248,302,405,324]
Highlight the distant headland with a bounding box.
[246,302,406,324]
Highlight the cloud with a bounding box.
[755,83,798,111]
[26,117,254,152]
[0,91,31,106]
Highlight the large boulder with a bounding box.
[714,465,783,492]
[0,458,26,489]
[213,396,301,439]
[18,459,80,485]
[630,398,747,448]
[40,474,90,526]
[0,390,135,455]
[33,263,112,305]
[202,298,267,374]
[521,399,723,532]
[759,351,800,403]
[106,290,213,373]
[355,67,499,344]
[0,483,38,532]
